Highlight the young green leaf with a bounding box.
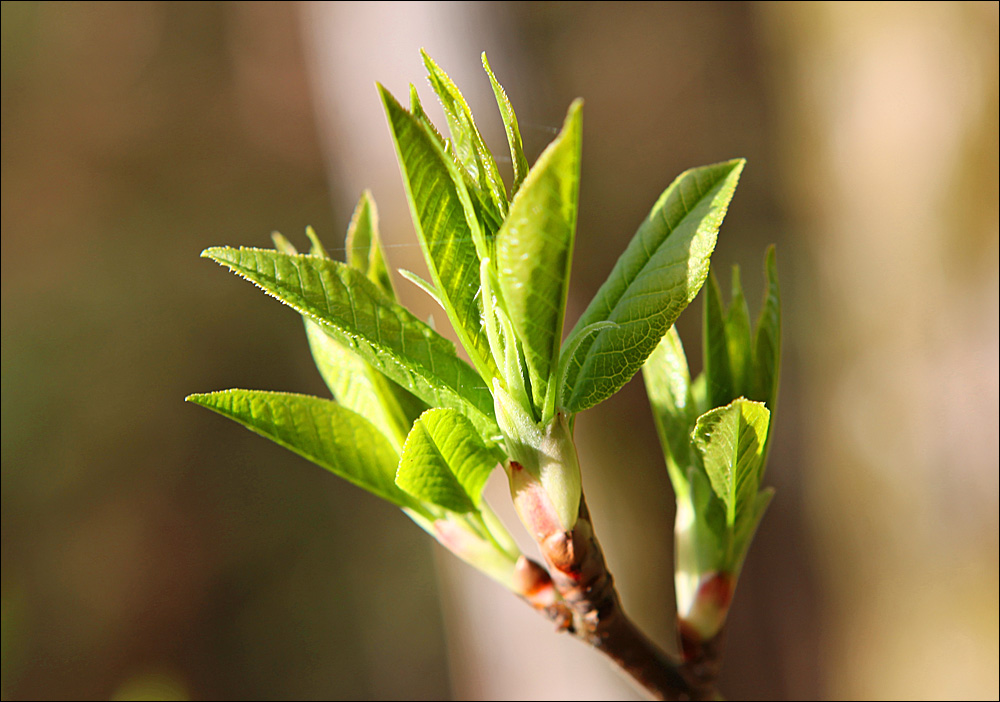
[396,408,504,513]
[201,247,497,437]
[703,271,735,409]
[303,323,419,451]
[380,85,500,385]
[675,465,729,597]
[496,100,583,417]
[560,159,746,414]
[409,84,447,147]
[422,50,508,218]
[724,266,753,398]
[273,222,422,450]
[304,226,329,259]
[691,399,770,530]
[482,52,529,197]
[345,190,396,298]
[398,268,445,311]
[642,326,696,496]
[732,487,774,572]
[186,390,421,511]
[752,246,781,420]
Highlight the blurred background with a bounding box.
[2,2,996,699]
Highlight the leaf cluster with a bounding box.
[188,51,763,596]
[643,249,781,578]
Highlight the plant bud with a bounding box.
[677,571,734,644]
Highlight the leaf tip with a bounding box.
[271,231,296,255]
[185,392,215,408]
[419,48,440,74]
[764,244,778,272]
[200,246,231,263]
[375,81,395,106]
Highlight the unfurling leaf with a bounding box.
[422,50,508,218]
[691,399,769,533]
[642,326,696,495]
[483,52,529,196]
[396,408,503,513]
[345,190,396,298]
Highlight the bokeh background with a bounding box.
[2,2,997,699]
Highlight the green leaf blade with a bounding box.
[379,86,499,385]
[703,271,735,409]
[691,399,769,529]
[396,408,503,513]
[304,321,423,451]
[496,100,583,415]
[561,159,746,414]
[345,190,396,298]
[483,52,529,196]
[201,247,497,437]
[752,246,781,412]
[421,50,508,217]
[187,390,419,510]
[642,325,695,496]
[724,266,753,398]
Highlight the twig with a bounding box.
[534,496,717,701]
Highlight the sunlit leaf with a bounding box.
[345,190,395,298]
[186,390,421,511]
[691,399,769,530]
[561,159,745,414]
[422,50,508,218]
[496,100,582,416]
[380,86,500,384]
[396,408,503,513]
[201,247,497,437]
[483,52,529,196]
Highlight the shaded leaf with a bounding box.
[703,271,734,408]
[733,487,774,571]
[752,246,781,452]
[273,223,421,449]
[642,326,695,495]
[724,266,753,398]
[303,323,419,451]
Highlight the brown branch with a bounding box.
[678,622,727,700]
[535,496,717,701]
